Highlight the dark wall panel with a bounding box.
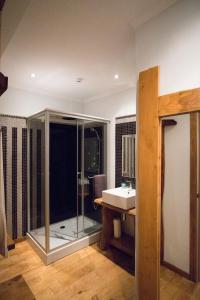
[0,115,27,239]
[22,128,27,236]
[12,127,18,239]
[2,126,7,212]
[115,121,136,187]
[36,129,42,228]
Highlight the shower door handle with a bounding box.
[77,172,83,185]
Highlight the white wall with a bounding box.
[0,87,83,117]
[135,0,200,273]
[83,88,136,188]
[163,114,190,273]
[136,0,200,95]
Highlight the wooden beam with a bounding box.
[136,66,161,300]
[159,88,200,117]
[190,112,198,281]
[198,113,200,281]
[137,66,200,299]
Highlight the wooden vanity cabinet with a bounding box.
[94,198,136,257]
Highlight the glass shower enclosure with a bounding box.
[27,109,108,263]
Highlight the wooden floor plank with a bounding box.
[0,241,199,299]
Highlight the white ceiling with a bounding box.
[1,0,178,103]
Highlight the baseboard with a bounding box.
[14,236,27,244]
[7,235,15,251]
[162,260,190,280]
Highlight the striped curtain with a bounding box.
[0,115,27,240]
[0,115,43,240]
[0,130,8,257]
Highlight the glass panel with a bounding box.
[27,113,46,250]
[77,120,84,237]
[49,114,78,250]
[77,120,107,238]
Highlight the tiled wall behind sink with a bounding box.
[115,116,136,188]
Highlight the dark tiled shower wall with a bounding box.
[12,127,18,239]
[29,124,45,231]
[0,116,27,239]
[115,121,136,188]
[22,128,27,236]
[2,126,7,212]
[36,129,42,228]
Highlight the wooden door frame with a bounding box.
[160,119,177,265]
[190,112,198,281]
[136,66,200,299]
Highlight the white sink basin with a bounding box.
[102,187,136,210]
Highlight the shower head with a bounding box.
[89,127,101,174]
[90,127,100,139]
[90,127,100,143]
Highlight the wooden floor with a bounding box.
[0,241,200,299]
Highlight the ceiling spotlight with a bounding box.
[114,74,119,79]
[31,73,36,78]
[76,77,83,83]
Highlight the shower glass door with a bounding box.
[77,120,106,238]
[49,114,80,250]
[77,120,85,237]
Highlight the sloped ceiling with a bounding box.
[1,0,179,102]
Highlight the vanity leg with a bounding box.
[100,207,119,250]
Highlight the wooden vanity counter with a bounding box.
[94,198,136,257]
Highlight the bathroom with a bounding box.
[0,0,200,299]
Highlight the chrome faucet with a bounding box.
[126,180,132,189]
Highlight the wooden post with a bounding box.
[136,67,161,300]
[137,66,200,298]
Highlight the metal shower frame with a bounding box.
[27,109,109,254]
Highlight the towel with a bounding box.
[93,174,106,198]
[0,130,8,257]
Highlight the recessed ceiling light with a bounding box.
[31,73,36,78]
[76,77,83,83]
[114,74,119,79]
